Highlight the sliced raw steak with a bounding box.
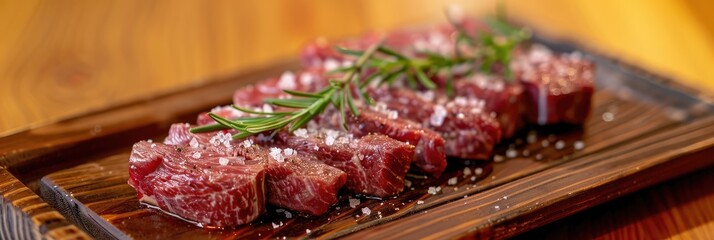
[128,141,266,227]
[368,87,501,160]
[165,123,347,215]
[454,74,525,138]
[268,128,415,197]
[513,45,595,125]
[318,107,447,178]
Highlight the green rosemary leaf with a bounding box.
[282,89,324,98]
[346,88,360,116]
[232,105,292,115]
[190,123,229,133]
[209,113,246,132]
[445,68,455,97]
[231,131,255,140]
[334,46,365,57]
[325,65,356,74]
[377,46,408,60]
[263,98,316,109]
[413,67,436,89]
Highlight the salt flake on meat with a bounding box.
[429,105,447,127]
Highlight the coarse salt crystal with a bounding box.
[555,140,565,150]
[325,136,335,146]
[269,148,284,162]
[150,143,156,148]
[541,140,550,147]
[361,207,371,216]
[218,157,229,166]
[300,72,315,86]
[463,167,472,176]
[293,128,308,138]
[242,139,253,148]
[448,177,458,185]
[349,198,360,208]
[192,152,201,159]
[493,155,505,162]
[323,59,340,71]
[262,104,274,113]
[474,168,483,175]
[470,176,477,181]
[429,105,447,127]
[417,200,425,205]
[277,71,297,90]
[272,222,280,229]
[284,148,295,156]
[305,229,311,234]
[428,186,439,195]
[506,149,518,158]
[189,137,199,148]
[284,211,292,219]
[574,141,585,150]
[404,179,412,187]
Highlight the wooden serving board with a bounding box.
[1,39,713,239]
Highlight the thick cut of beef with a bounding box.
[513,45,595,125]
[318,107,447,177]
[128,141,266,227]
[454,74,525,138]
[368,87,501,160]
[269,128,414,197]
[165,123,347,215]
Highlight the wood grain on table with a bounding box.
[1,0,713,239]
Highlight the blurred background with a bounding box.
[1,0,713,135]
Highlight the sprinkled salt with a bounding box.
[506,149,518,158]
[323,59,340,71]
[463,167,472,176]
[404,179,412,187]
[574,140,585,150]
[284,148,295,156]
[325,136,335,146]
[147,139,153,143]
[429,105,447,127]
[305,229,311,234]
[189,138,199,148]
[262,104,274,113]
[242,139,253,148]
[300,72,315,86]
[150,143,156,148]
[602,112,615,122]
[272,222,280,229]
[218,157,229,166]
[493,155,505,162]
[448,177,458,185]
[535,154,543,160]
[313,146,320,151]
[284,211,293,219]
[470,176,477,181]
[361,207,371,216]
[277,71,297,90]
[474,168,483,175]
[387,111,398,120]
[494,205,500,210]
[293,128,308,138]
[428,186,440,195]
[522,149,530,157]
[192,152,201,159]
[269,148,284,162]
[348,198,361,209]
[541,140,550,147]
[554,140,565,150]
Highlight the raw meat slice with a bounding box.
[513,45,595,125]
[128,141,266,227]
[454,74,525,138]
[368,87,501,159]
[165,124,347,215]
[269,128,415,197]
[318,107,447,177]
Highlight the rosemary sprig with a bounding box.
[191,13,531,139]
[190,42,383,139]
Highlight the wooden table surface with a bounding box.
[1,1,712,239]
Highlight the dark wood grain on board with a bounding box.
[0,168,90,239]
[37,89,710,239]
